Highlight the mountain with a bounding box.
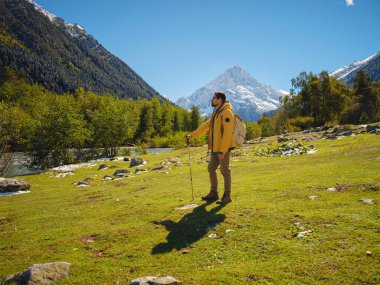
[176,66,283,122]
[0,0,164,100]
[330,51,380,87]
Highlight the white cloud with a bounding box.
[346,0,354,6]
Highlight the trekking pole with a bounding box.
[186,137,194,201]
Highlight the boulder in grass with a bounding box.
[130,276,180,285]
[98,164,109,170]
[366,124,380,133]
[2,262,71,285]
[130,158,145,167]
[113,169,130,177]
[0,178,30,193]
[76,181,90,188]
[359,198,376,205]
[102,175,113,181]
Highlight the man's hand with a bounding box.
[185,134,191,144]
[218,153,225,160]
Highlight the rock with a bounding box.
[325,135,339,140]
[278,137,288,143]
[366,251,372,256]
[2,262,71,285]
[296,230,313,238]
[339,130,353,136]
[123,157,131,162]
[366,124,380,133]
[327,187,337,192]
[208,233,218,238]
[131,276,180,285]
[308,195,318,200]
[76,181,89,188]
[0,178,31,193]
[168,157,181,163]
[130,158,145,167]
[113,169,130,177]
[102,175,113,181]
[98,164,109,170]
[359,198,376,205]
[50,172,74,178]
[225,229,234,233]
[174,204,198,210]
[135,169,148,174]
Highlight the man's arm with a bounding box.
[188,119,211,139]
[219,109,234,154]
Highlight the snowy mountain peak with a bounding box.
[25,0,92,40]
[176,66,283,122]
[25,0,57,22]
[330,51,380,84]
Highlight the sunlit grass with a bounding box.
[1,133,379,284]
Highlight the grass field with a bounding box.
[1,133,379,284]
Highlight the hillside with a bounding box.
[0,0,163,100]
[1,129,379,284]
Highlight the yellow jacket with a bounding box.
[190,101,237,154]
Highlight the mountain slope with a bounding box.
[176,66,282,121]
[0,0,163,100]
[330,51,380,87]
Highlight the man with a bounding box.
[186,92,236,205]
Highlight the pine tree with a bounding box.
[190,105,201,131]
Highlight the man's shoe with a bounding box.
[216,193,232,205]
[201,192,219,201]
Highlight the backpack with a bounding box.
[233,114,246,147]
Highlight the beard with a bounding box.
[211,100,216,107]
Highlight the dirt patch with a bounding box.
[77,234,99,244]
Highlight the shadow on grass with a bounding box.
[152,202,226,254]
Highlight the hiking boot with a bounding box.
[216,193,232,205]
[201,191,219,201]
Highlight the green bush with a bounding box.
[288,116,314,130]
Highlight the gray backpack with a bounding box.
[233,114,246,147]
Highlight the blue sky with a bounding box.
[35,0,379,101]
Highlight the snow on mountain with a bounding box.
[25,0,57,22]
[26,0,93,41]
[278,90,290,96]
[330,52,380,86]
[176,66,282,122]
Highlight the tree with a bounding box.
[172,110,181,132]
[354,71,378,123]
[245,122,262,140]
[88,96,138,156]
[30,95,91,167]
[190,105,201,131]
[159,102,173,136]
[257,115,275,137]
[136,101,154,142]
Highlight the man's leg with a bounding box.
[202,153,220,201]
[217,151,232,204]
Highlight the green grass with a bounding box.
[1,133,379,284]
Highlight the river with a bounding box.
[0,147,174,177]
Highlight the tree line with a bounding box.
[0,74,203,169]
[244,70,380,139]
